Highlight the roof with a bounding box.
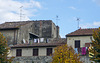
[11,42,66,48]
[0,20,52,30]
[49,38,66,43]
[0,21,33,30]
[66,28,98,37]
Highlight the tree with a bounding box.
[0,32,14,63]
[89,28,100,62]
[52,44,82,63]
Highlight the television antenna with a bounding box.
[76,17,80,29]
[20,6,23,21]
[56,15,60,25]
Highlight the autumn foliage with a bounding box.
[52,44,82,63]
[89,28,100,62]
[0,32,14,63]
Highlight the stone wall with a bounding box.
[17,22,34,44]
[80,55,95,63]
[33,20,52,38]
[12,56,52,63]
[12,56,94,63]
[33,20,59,38]
[0,29,18,45]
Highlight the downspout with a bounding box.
[14,30,15,45]
[16,29,18,45]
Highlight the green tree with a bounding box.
[0,32,14,63]
[52,44,82,63]
[89,28,100,62]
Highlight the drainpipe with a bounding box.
[14,30,15,45]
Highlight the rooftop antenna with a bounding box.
[76,17,80,29]
[56,15,60,25]
[20,6,23,21]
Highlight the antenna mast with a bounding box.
[76,18,80,29]
[56,15,59,25]
[20,6,23,21]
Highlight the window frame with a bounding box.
[16,49,22,56]
[33,48,38,56]
[47,48,52,56]
[75,40,80,48]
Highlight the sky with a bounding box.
[0,0,100,38]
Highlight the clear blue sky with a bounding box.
[0,0,100,38]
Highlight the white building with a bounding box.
[66,28,97,49]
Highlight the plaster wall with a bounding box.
[67,36,93,48]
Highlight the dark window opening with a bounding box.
[75,40,80,48]
[16,49,22,56]
[47,48,52,56]
[33,48,38,56]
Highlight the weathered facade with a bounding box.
[8,42,66,63]
[0,21,34,45]
[33,20,59,38]
[0,20,60,46]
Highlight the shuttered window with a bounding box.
[47,48,52,56]
[33,48,38,56]
[16,49,22,56]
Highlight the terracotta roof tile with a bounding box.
[11,42,66,48]
[49,38,66,43]
[66,28,98,37]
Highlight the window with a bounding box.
[16,49,22,56]
[75,40,80,48]
[47,48,52,56]
[33,48,38,56]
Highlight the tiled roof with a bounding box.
[49,38,66,43]
[66,28,98,37]
[11,42,66,48]
[0,20,52,29]
[0,21,33,29]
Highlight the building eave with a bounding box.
[66,34,92,37]
[0,28,19,30]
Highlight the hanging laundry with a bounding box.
[74,48,78,54]
[82,47,86,55]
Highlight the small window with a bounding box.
[16,49,22,56]
[33,48,38,56]
[47,48,52,56]
[75,40,80,48]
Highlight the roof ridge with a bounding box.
[5,20,52,23]
[66,28,99,37]
[80,28,98,30]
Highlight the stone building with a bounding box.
[0,20,60,46]
[8,38,66,63]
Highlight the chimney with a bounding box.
[56,26,59,38]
